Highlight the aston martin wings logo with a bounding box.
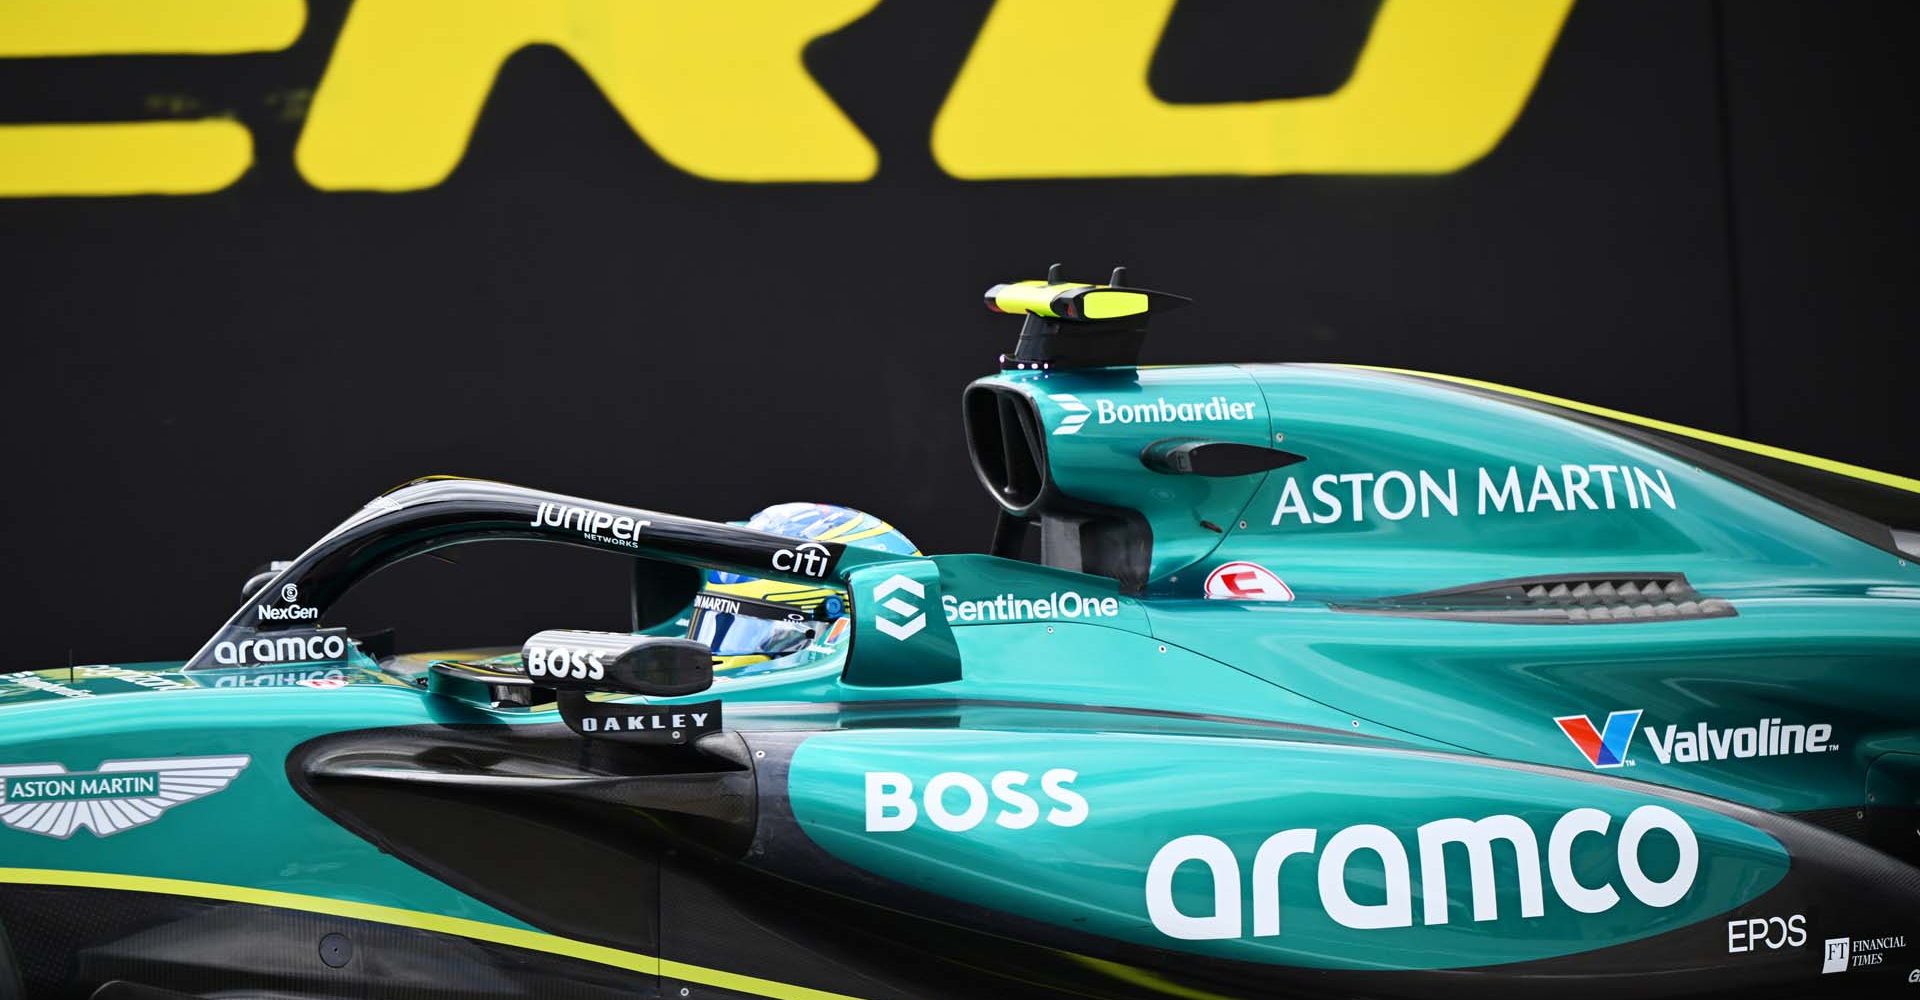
[0,755,249,839]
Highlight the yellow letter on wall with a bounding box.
[0,0,305,197]
[295,0,881,191]
[932,0,1574,179]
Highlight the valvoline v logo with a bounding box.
[1555,710,1643,768]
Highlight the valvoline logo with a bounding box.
[1554,710,1643,768]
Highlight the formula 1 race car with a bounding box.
[2,269,1917,1000]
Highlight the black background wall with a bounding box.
[2,0,1914,664]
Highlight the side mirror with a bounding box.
[523,630,720,746]
[521,629,713,697]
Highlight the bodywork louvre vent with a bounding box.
[1333,573,1735,625]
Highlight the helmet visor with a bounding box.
[688,596,822,657]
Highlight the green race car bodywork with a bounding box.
[0,279,1916,999]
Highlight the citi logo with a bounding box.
[873,574,926,641]
[1556,710,1643,768]
[1048,394,1090,435]
[771,540,832,578]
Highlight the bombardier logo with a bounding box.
[1098,396,1257,428]
[873,575,926,641]
[1049,394,1091,435]
[1050,394,1257,435]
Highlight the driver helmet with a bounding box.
[690,503,918,673]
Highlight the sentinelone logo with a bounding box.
[872,581,1123,639]
[1049,394,1258,436]
[873,575,926,641]
[943,591,1119,623]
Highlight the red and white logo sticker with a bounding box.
[1204,561,1295,602]
[297,676,349,689]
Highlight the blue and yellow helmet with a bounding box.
[690,503,918,673]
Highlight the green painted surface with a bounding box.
[0,361,1911,974]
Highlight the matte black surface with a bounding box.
[290,724,757,954]
[1139,438,1308,477]
[182,477,847,669]
[0,885,655,1000]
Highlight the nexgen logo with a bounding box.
[873,574,925,641]
[1556,710,1643,769]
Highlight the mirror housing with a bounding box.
[521,629,713,696]
[429,631,721,744]
[523,630,721,746]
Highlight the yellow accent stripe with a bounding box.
[993,280,1093,317]
[831,523,897,544]
[813,516,872,542]
[1349,365,1920,495]
[1080,289,1148,320]
[1068,954,1240,1000]
[661,960,866,1000]
[0,868,650,971]
[0,868,866,999]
